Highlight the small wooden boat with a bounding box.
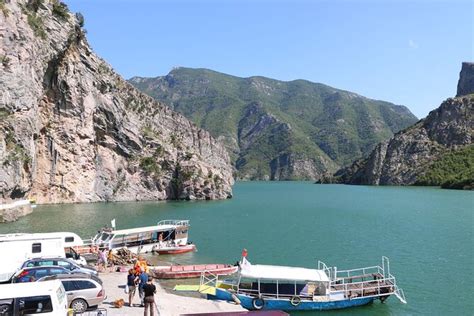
[153,263,237,279]
[154,243,196,255]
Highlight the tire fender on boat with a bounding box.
[231,293,241,305]
[252,297,265,310]
[290,295,301,306]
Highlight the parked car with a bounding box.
[21,257,98,276]
[0,280,68,315]
[38,274,105,313]
[11,266,73,283]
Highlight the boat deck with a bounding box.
[331,273,395,298]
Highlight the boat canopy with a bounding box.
[240,259,329,282]
[110,224,184,236]
[107,220,189,236]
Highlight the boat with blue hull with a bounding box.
[201,251,406,311]
[237,295,374,311]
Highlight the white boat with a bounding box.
[88,220,193,254]
[205,252,406,311]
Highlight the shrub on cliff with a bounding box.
[416,145,474,189]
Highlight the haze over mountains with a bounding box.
[130,68,418,180]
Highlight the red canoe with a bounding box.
[155,244,196,255]
[152,264,238,279]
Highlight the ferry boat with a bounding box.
[89,220,195,255]
[203,251,406,311]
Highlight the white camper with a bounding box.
[0,232,85,282]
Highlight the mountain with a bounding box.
[129,68,418,180]
[329,63,473,189]
[0,0,233,207]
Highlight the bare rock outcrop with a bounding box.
[457,62,474,97]
[332,95,473,185]
[0,0,233,208]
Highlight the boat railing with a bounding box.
[318,260,335,280]
[199,270,219,293]
[157,220,190,227]
[335,265,382,279]
[333,277,394,294]
[394,286,407,304]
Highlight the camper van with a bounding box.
[0,280,68,315]
[0,232,86,283]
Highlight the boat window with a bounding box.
[65,236,74,243]
[100,233,111,241]
[18,295,53,314]
[32,243,41,253]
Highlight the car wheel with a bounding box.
[71,298,88,313]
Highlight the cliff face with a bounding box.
[130,68,417,180]
[0,0,233,205]
[333,67,473,186]
[457,62,474,97]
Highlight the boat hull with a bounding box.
[153,264,237,279]
[237,294,374,311]
[155,244,196,255]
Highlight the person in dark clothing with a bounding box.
[143,277,157,316]
[127,269,139,306]
[138,268,149,307]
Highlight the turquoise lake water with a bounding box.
[1,182,473,315]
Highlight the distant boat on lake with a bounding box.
[86,220,195,255]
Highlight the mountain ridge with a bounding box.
[130,67,418,180]
[328,63,473,189]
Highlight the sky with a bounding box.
[64,0,473,119]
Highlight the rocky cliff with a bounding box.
[457,62,474,97]
[332,64,473,187]
[0,0,233,207]
[130,68,417,180]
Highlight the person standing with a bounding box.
[138,268,148,307]
[98,249,107,272]
[127,269,138,307]
[107,250,115,272]
[143,277,157,316]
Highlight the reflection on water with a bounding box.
[0,182,473,315]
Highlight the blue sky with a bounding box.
[65,0,473,118]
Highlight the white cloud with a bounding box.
[408,39,419,49]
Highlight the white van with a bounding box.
[0,232,86,282]
[0,280,68,315]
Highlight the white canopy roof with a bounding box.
[239,258,330,282]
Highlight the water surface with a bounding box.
[1,182,472,315]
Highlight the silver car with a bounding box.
[21,257,98,276]
[39,274,105,313]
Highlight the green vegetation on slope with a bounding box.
[130,67,417,179]
[416,145,474,189]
